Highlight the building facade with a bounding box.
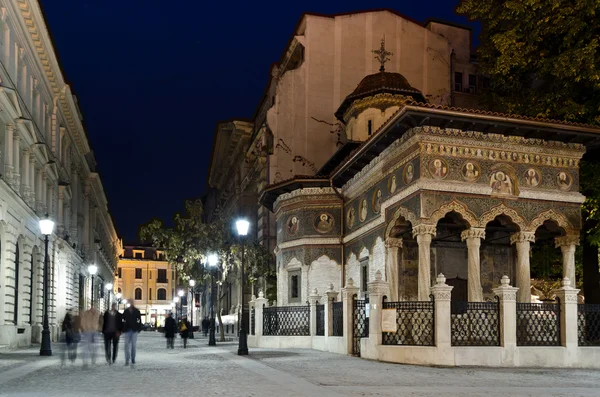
[0,0,119,348]
[116,245,174,327]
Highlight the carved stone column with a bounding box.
[12,130,20,191]
[41,171,48,214]
[555,234,579,288]
[57,187,64,235]
[70,168,79,241]
[29,156,36,207]
[385,237,402,301]
[21,147,30,201]
[83,184,90,253]
[510,231,535,303]
[413,224,436,301]
[461,227,486,302]
[36,168,43,213]
[4,123,14,186]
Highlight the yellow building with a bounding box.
[116,244,175,326]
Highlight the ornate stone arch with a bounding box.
[428,200,478,228]
[527,209,574,233]
[478,204,527,230]
[385,206,417,238]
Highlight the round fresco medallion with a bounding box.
[490,170,514,195]
[359,198,368,222]
[314,213,334,234]
[557,171,572,190]
[388,175,398,194]
[524,168,541,187]
[286,215,299,236]
[372,189,382,214]
[403,163,414,184]
[429,158,449,179]
[347,207,356,229]
[461,161,480,182]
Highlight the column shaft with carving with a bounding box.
[555,235,579,287]
[461,228,485,302]
[385,238,402,301]
[510,232,535,303]
[22,147,30,201]
[12,128,20,191]
[4,123,14,185]
[413,224,436,301]
[57,187,64,235]
[29,156,36,207]
[41,171,48,213]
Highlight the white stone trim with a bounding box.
[278,237,342,250]
[274,187,336,210]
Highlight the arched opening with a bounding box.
[482,215,520,298]
[531,220,566,301]
[433,211,469,302]
[135,288,142,300]
[387,215,415,301]
[157,288,166,301]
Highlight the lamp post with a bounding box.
[116,293,122,311]
[236,219,250,356]
[177,289,184,320]
[207,254,218,346]
[189,279,195,338]
[39,214,54,356]
[173,297,179,322]
[88,264,98,307]
[105,283,113,308]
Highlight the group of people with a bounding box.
[163,312,193,348]
[61,302,142,367]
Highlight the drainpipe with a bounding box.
[330,178,345,289]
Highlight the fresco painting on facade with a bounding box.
[359,199,368,222]
[403,163,414,184]
[287,216,299,236]
[388,175,398,194]
[314,213,334,234]
[429,158,449,179]
[372,190,382,214]
[525,168,541,187]
[461,161,480,182]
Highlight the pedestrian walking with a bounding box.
[102,303,123,365]
[164,312,176,349]
[122,302,142,366]
[80,304,100,367]
[202,316,210,337]
[61,309,77,365]
[179,316,191,348]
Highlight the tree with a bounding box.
[456,0,600,302]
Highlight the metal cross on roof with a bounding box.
[372,36,393,72]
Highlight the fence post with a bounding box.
[324,284,338,337]
[552,277,579,349]
[254,291,268,338]
[249,295,256,336]
[493,276,519,355]
[342,278,360,355]
[309,288,320,336]
[430,274,453,348]
[367,270,388,346]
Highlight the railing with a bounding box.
[250,307,255,335]
[352,298,368,356]
[263,305,310,336]
[516,300,561,346]
[332,301,343,337]
[382,300,434,346]
[316,304,325,336]
[578,304,600,346]
[451,300,500,346]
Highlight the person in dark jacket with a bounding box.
[102,303,123,365]
[61,310,76,365]
[164,312,176,349]
[202,317,210,337]
[122,303,142,366]
[179,316,191,348]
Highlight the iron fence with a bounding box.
[316,304,325,336]
[250,307,255,335]
[451,300,500,346]
[516,300,560,346]
[352,298,369,356]
[332,301,343,337]
[263,305,310,336]
[382,300,434,346]
[578,304,600,346]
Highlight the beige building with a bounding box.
[116,244,174,327]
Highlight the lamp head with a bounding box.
[189,279,195,287]
[173,297,179,303]
[122,299,128,304]
[88,264,98,275]
[236,219,250,236]
[105,283,113,291]
[116,293,122,299]
[39,214,55,236]
[208,254,218,267]
[177,290,184,297]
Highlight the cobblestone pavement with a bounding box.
[0,332,599,396]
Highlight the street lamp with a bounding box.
[39,214,54,356]
[105,283,113,307]
[88,264,98,307]
[236,218,250,356]
[189,279,196,337]
[177,289,184,320]
[207,254,218,346]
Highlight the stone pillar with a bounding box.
[83,184,90,253]
[367,270,388,353]
[4,123,14,185]
[510,232,535,303]
[555,235,579,288]
[342,278,359,355]
[47,183,54,218]
[323,284,338,337]
[308,288,320,336]
[57,187,64,235]
[41,171,48,213]
[413,224,437,301]
[552,278,579,349]
[70,169,79,241]
[12,130,20,191]
[254,291,268,338]
[493,276,519,350]
[461,227,485,302]
[385,237,402,301]
[430,274,453,348]
[36,168,43,213]
[22,147,30,200]
[29,156,36,207]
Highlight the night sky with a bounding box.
[40,1,479,243]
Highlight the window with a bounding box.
[367,119,373,136]
[157,269,167,283]
[288,270,301,303]
[149,288,152,301]
[454,72,463,92]
[134,252,142,259]
[135,288,142,300]
[360,258,369,296]
[157,288,167,300]
[468,74,477,94]
[135,268,142,279]
[118,268,122,278]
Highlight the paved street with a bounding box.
[0,332,599,396]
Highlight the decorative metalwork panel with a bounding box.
[262,305,310,336]
[352,298,369,356]
[451,301,500,346]
[332,302,343,337]
[382,301,434,346]
[516,300,561,346]
[578,304,600,346]
[250,308,255,335]
[316,304,325,336]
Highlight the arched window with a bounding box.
[135,288,142,300]
[157,288,166,301]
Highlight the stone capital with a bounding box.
[412,224,436,238]
[510,231,535,245]
[430,273,453,301]
[555,234,580,248]
[461,227,486,242]
[367,270,389,295]
[308,288,320,304]
[385,237,402,249]
[552,278,580,303]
